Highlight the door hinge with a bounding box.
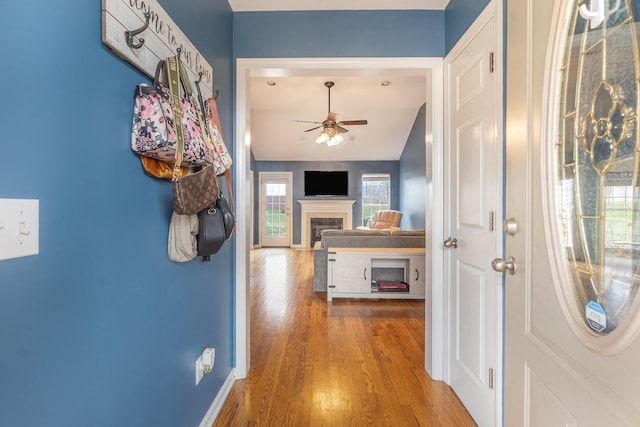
[328,285,336,289]
[489,211,495,232]
[489,52,495,73]
[328,258,336,262]
[489,368,494,389]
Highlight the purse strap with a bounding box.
[168,55,212,177]
[223,169,234,213]
[167,56,185,175]
[177,57,215,167]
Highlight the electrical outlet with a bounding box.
[202,348,215,373]
[195,355,204,385]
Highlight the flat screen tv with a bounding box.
[304,171,348,197]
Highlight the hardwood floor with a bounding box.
[213,248,476,427]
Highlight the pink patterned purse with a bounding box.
[131,59,211,167]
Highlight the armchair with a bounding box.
[359,210,403,230]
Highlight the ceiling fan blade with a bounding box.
[336,125,349,133]
[294,120,322,124]
[304,126,323,132]
[338,120,368,126]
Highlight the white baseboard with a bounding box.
[199,368,236,427]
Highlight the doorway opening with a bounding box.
[234,58,445,381]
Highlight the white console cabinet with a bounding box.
[327,247,426,302]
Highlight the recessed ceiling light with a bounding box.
[266,81,276,86]
[381,81,391,86]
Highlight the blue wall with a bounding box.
[0,1,234,426]
[399,104,427,230]
[234,10,445,57]
[253,161,399,246]
[445,0,492,53]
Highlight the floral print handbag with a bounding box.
[131,58,211,167]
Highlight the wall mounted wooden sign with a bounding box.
[102,0,214,99]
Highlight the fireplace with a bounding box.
[298,200,355,248]
[310,218,343,247]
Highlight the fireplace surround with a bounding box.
[310,218,343,247]
[298,200,355,248]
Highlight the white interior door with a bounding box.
[259,172,292,247]
[505,0,640,425]
[445,8,501,427]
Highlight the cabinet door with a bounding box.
[410,254,426,296]
[329,252,370,294]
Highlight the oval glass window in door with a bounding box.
[546,0,640,354]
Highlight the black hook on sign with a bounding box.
[125,12,150,49]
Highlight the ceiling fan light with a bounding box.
[315,132,329,144]
[327,134,343,147]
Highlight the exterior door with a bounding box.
[259,172,292,247]
[445,10,501,427]
[505,0,640,425]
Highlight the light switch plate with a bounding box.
[0,199,39,261]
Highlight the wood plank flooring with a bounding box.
[213,248,476,427]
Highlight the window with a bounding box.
[361,174,390,226]
[265,183,286,238]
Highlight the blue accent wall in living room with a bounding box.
[0,1,233,426]
[253,161,399,246]
[399,104,427,230]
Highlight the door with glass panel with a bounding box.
[259,172,292,247]
[505,0,640,424]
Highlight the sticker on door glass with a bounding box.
[585,301,607,333]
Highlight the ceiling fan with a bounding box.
[294,81,368,145]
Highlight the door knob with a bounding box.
[491,256,517,275]
[503,218,518,235]
[443,237,458,249]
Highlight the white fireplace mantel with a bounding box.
[298,199,356,248]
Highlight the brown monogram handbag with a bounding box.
[172,165,219,215]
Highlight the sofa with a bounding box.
[313,229,426,291]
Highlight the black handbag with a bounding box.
[197,204,226,261]
[216,194,235,239]
[197,193,235,260]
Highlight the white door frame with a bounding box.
[235,57,444,380]
[258,171,293,247]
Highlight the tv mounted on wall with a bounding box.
[304,171,349,197]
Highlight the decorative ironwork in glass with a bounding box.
[554,0,640,340]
